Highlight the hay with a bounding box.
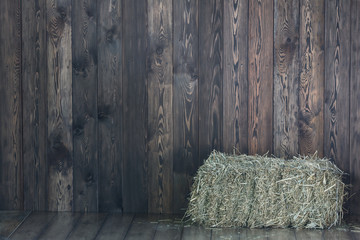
[185,151,347,229]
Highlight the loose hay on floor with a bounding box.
[185,151,347,229]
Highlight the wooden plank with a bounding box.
[72,0,98,212]
[95,214,134,240]
[97,0,123,212]
[248,0,274,155]
[153,219,182,240]
[67,213,107,240]
[223,0,248,154]
[124,215,158,240]
[0,211,30,239]
[173,0,199,214]
[322,229,353,240]
[299,0,325,157]
[10,212,56,240]
[198,0,223,161]
[211,228,239,240]
[37,212,81,240]
[147,0,173,214]
[273,0,299,158]
[46,0,73,211]
[268,228,296,240]
[122,0,148,213]
[239,228,269,239]
[350,0,360,218]
[22,0,48,211]
[294,229,324,240]
[0,0,22,210]
[324,0,351,178]
[181,225,211,240]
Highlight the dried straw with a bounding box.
[185,151,347,229]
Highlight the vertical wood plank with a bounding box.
[46,0,73,211]
[299,0,325,157]
[122,0,148,213]
[97,0,123,212]
[223,0,248,154]
[0,0,23,210]
[147,0,173,214]
[350,0,360,218]
[273,0,299,158]
[22,0,48,211]
[248,0,274,155]
[72,0,98,212]
[173,0,199,214]
[324,0,350,177]
[199,0,223,161]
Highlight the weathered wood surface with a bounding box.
[199,0,223,161]
[147,0,173,214]
[223,0,248,155]
[299,0,325,157]
[46,0,73,211]
[66,213,107,240]
[72,0,98,212]
[350,0,360,219]
[0,211,30,239]
[0,0,22,210]
[273,0,299,158]
[324,0,351,177]
[22,0,48,211]
[173,0,199,214]
[95,214,134,240]
[122,0,148,213]
[248,0,274,155]
[97,0,123,212]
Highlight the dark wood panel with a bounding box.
[0,0,22,210]
[9,212,56,240]
[173,0,199,214]
[72,0,98,212]
[223,0,248,154]
[38,212,81,240]
[199,0,223,161]
[350,0,360,218]
[273,0,299,158]
[122,0,148,213]
[67,213,107,240]
[46,0,73,211]
[324,0,351,176]
[147,0,173,214]
[248,0,274,155]
[124,215,158,240]
[22,0,48,211]
[299,0,325,157]
[95,214,134,240]
[97,0,123,212]
[0,211,30,239]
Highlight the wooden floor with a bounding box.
[0,211,359,240]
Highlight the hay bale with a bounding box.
[185,151,347,229]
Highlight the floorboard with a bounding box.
[124,215,158,240]
[66,213,108,240]
[153,218,182,240]
[0,211,30,239]
[181,225,211,240]
[9,212,56,240]
[95,214,134,240]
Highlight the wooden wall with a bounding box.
[1,0,360,217]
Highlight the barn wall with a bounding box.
[1,0,360,217]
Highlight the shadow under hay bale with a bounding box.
[185,151,347,229]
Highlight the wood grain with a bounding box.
[147,0,173,214]
[350,0,360,218]
[124,215,158,240]
[273,0,299,158]
[223,0,248,154]
[324,0,350,177]
[0,211,30,238]
[95,214,134,240]
[248,0,274,155]
[299,0,325,157]
[46,0,73,211]
[97,0,123,212]
[199,0,223,161]
[0,0,22,210]
[122,0,148,213]
[22,0,48,211]
[72,0,98,212]
[173,0,199,214]
[66,213,107,240]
